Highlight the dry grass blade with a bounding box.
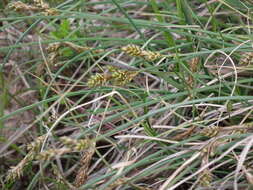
[233,136,253,190]
[159,152,202,190]
[167,136,253,190]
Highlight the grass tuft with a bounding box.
[1,0,253,189]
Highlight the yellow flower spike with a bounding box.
[121,44,143,57]
[111,69,138,86]
[87,66,138,88]
[107,65,117,73]
[142,50,162,61]
[87,73,107,87]
[121,44,162,61]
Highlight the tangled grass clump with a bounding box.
[1,0,253,189]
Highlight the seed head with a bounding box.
[121,44,162,61]
[121,44,143,57]
[87,73,107,87]
[201,126,220,137]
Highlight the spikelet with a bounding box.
[121,44,162,61]
[46,42,104,67]
[8,1,38,12]
[27,135,46,152]
[6,152,33,181]
[198,146,213,187]
[60,136,78,147]
[121,44,143,57]
[60,136,92,151]
[187,57,199,87]
[43,8,58,16]
[201,126,220,138]
[111,69,138,86]
[111,69,126,85]
[108,66,138,85]
[87,65,138,88]
[213,122,253,137]
[33,0,49,9]
[189,57,199,73]
[59,137,96,187]
[36,137,94,161]
[87,73,108,87]
[74,143,96,187]
[47,43,61,53]
[75,139,91,151]
[107,65,118,73]
[8,0,58,16]
[231,128,247,135]
[199,169,213,187]
[6,135,46,181]
[45,43,62,67]
[240,52,253,65]
[141,50,162,62]
[36,147,72,161]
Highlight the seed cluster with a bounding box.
[199,169,213,187]
[200,126,220,137]
[109,66,138,86]
[60,136,91,151]
[46,42,104,67]
[121,44,162,61]
[9,0,58,16]
[37,137,93,161]
[74,147,95,187]
[6,135,46,181]
[240,52,253,65]
[6,136,93,181]
[36,147,71,161]
[87,66,138,87]
[87,73,109,88]
[200,122,253,138]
